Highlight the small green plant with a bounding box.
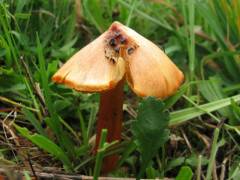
[132,97,170,178]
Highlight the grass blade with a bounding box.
[169,94,240,126]
[206,128,220,180]
[22,108,46,137]
[93,129,108,180]
[15,125,72,170]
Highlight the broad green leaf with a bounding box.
[132,97,169,178]
[15,125,72,170]
[176,166,193,180]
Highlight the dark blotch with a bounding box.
[110,58,116,63]
[114,46,120,53]
[120,36,126,44]
[109,38,116,47]
[127,47,134,55]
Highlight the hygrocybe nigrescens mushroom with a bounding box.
[52,21,184,173]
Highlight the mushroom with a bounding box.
[52,21,184,173]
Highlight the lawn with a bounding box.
[0,0,240,179]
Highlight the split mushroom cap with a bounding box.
[52,21,184,99]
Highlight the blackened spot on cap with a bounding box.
[110,58,116,64]
[120,36,126,44]
[114,46,120,53]
[109,38,116,47]
[127,47,134,55]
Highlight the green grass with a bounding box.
[0,0,240,179]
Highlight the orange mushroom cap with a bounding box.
[52,21,184,99]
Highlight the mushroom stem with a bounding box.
[95,79,124,173]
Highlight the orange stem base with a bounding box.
[95,80,124,174]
